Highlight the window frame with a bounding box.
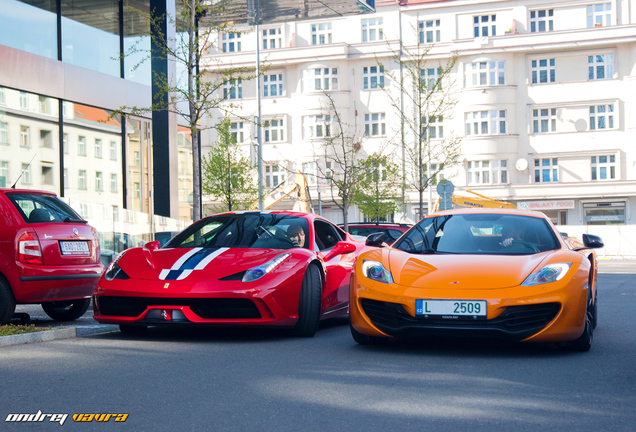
[262,27,282,50]
[591,155,616,181]
[473,14,497,37]
[363,65,384,90]
[465,110,507,136]
[263,118,285,143]
[531,58,556,84]
[311,23,333,45]
[419,19,441,43]
[221,32,241,53]
[467,159,508,185]
[533,158,559,183]
[362,17,383,42]
[532,108,558,134]
[465,61,505,87]
[364,113,386,137]
[530,9,554,32]
[589,103,615,130]
[588,53,614,80]
[262,73,284,98]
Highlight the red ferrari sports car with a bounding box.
[93,211,368,336]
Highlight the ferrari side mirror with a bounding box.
[145,240,161,251]
[323,241,356,261]
[572,234,604,251]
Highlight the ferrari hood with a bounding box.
[117,246,295,281]
[388,250,549,289]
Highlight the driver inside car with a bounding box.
[287,224,306,248]
[500,221,526,248]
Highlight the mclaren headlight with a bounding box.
[104,251,129,281]
[361,260,393,284]
[521,263,571,286]
[242,253,291,283]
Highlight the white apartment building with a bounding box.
[201,0,636,229]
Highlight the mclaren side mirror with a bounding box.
[365,232,386,247]
[572,234,604,251]
[323,241,357,261]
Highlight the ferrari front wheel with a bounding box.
[568,311,593,352]
[293,264,322,337]
[350,321,388,346]
[42,298,90,321]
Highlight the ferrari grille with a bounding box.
[360,299,560,341]
[97,297,261,319]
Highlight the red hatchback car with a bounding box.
[0,189,103,324]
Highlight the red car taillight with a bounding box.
[18,231,44,265]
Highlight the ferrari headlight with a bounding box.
[521,263,571,286]
[104,251,129,281]
[242,253,291,283]
[362,260,393,284]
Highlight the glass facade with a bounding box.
[0,0,57,59]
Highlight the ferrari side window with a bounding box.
[314,220,339,251]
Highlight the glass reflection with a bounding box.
[0,87,59,191]
[61,0,120,77]
[126,118,153,214]
[0,0,57,59]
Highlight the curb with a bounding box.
[0,327,77,348]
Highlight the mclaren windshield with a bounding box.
[165,213,310,250]
[393,213,560,255]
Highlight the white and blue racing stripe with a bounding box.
[159,247,229,280]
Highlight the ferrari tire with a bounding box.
[42,298,90,321]
[119,324,148,334]
[0,277,16,325]
[350,321,388,346]
[293,264,322,337]
[592,292,598,329]
[568,311,593,352]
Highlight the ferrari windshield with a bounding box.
[165,213,310,250]
[393,213,560,255]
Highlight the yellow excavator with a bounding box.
[249,172,314,213]
[433,189,516,212]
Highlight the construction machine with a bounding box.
[433,189,516,212]
[249,172,314,213]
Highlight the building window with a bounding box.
[421,67,442,91]
[589,104,614,130]
[419,19,441,43]
[534,158,558,183]
[41,166,53,185]
[465,110,507,136]
[422,116,444,140]
[134,151,140,167]
[262,28,282,49]
[231,122,245,143]
[64,168,67,188]
[474,15,496,37]
[0,122,7,144]
[63,133,69,154]
[587,3,612,28]
[20,126,30,147]
[466,61,505,87]
[0,161,8,188]
[78,170,86,189]
[362,18,383,42]
[325,161,334,184]
[110,173,118,192]
[19,91,28,110]
[133,182,140,198]
[364,113,386,137]
[303,115,331,139]
[311,23,332,45]
[40,130,53,148]
[265,164,283,188]
[423,163,444,186]
[110,141,117,160]
[588,53,613,80]
[223,78,242,100]
[0,87,5,105]
[21,164,31,185]
[303,67,339,92]
[363,66,384,90]
[591,155,616,180]
[467,160,508,185]
[112,205,119,222]
[78,136,86,156]
[263,119,285,143]
[95,172,103,191]
[221,32,241,52]
[302,162,317,186]
[95,139,102,158]
[263,73,284,97]
[531,59,556,84]
[532,108,557,133]
[530,9,553,32]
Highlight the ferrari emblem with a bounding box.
[163,283,170,289]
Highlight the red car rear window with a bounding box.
[6,193,85,224]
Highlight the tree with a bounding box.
[382,21,462,219]
[352,153,403,223]
[312,93,366,232]
[115,0,252,221]
[202,117,258,213]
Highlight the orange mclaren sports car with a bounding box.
[350,209,604,351]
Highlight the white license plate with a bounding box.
[60,241,90,255]
[416,299,487,319]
